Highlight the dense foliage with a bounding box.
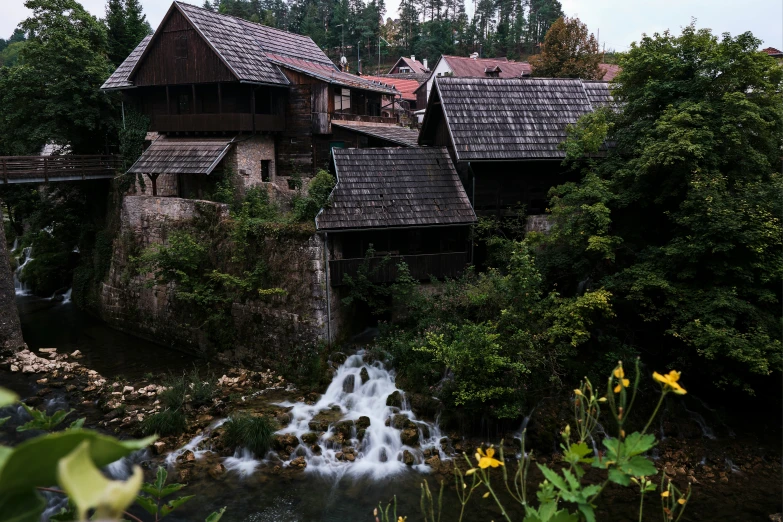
[105,0,152,67]
[536,26,783,393]
[530,16,602,79]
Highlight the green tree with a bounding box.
[529,16,602,79]
[106,0,152,67]
[0,0,116,156]
[538,25,783,392]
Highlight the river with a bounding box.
[3,295,781,522]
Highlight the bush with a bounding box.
[142,408,187,437]
[189,366,216,408]
[222,414,275,456]
[292,169,335,222]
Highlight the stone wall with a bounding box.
[229,134,276,190]
[98,196,339,367]
[526,214,553,234]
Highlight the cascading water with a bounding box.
[14,246,33,296]
[274,352,446,479]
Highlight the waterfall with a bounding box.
[274,351,445,479]
[14,246,33,296]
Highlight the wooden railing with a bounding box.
[329,252,468,287]
[0,155,121,184]
[149,113,285,133]
[332,113,399,125]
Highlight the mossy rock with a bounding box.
[386,390,403,408]
[301,432,318,444]
[359,367,370,384]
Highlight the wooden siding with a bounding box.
[329,252,468,286]
[133,9,236,86]
[278,83,314,176]
[312,82,330,134]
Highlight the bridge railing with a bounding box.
[0,155,122,184]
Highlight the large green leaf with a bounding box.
[205,507,227,522]
[0,490,46,522]
[57,440,143,520]
[0,388,18,408]
[0,429,155,492]
[160,495,194,517]
[135,495,159,517]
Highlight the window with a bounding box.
[174,34,188,59]
[177,93,191,114]
[261,160,270,182]
[399,66,411,73]
[334,87,351,113]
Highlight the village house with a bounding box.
[418,76,611,235]
[387,55,430,75]
[101,1,403,197]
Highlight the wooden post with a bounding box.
[218,83,222,114]
[251,87,256,133]
[166,85,171,115]
[147,173,159,196]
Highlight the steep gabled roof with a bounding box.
[442,55,531,78]
[127,136,235,175]
[102,1,397,95]
[316,147,476,231]
[422,77,606,161]
[332,121,420,147]
[598,63,620,81]
[388,56,429,74]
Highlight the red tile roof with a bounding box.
[762,47,783,56]
[442,55,531,78]
[599,63,620,81]
[360,75,421,101]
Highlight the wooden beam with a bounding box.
[192,84,196,115]
[166,85,171,115]
[218,83,222,114]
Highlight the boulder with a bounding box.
[334,420,354,438]
[153,441,168,455]
[342,374,355,394]
[425,455,440,467]
[208,463,226,479]
[301,432,319,444]
[359,367,370,384]
[402,450,415,466]
[401,427,419,446]
[386,391,403,408]
[290,456,307,469]
[272,433,299,451]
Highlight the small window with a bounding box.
[261,160,270,182]
[174,34,188,59]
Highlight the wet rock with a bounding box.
[273,433,299,451]
[178,468,193,482]
[359,367,370,384]
[356,416,371,430]
[65,385,77,393]
[301,432,318,444]
[379,448,388,462]
[290,456,307,469]
[123,386,134,394]
[342,374,356,394]
[180,450,196,463]
[425,455,440,467]
[153,441,168,455]
[70,350,82,358]
[310,444,322,455]
[330,352,348,365]
[390,414,412,430]
[335,420,354,438]
[208,463,226,479]
[386,391,403,408]
[403,450,415,466]
[401,427,419,446]
[345,453,356,462]
[36,378,48,385]
[9,365,18,372]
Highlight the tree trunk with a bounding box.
[0,208,24,353]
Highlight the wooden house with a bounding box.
[387,56,429,75]
[418,76,611,231]
[102,1,401,196]
[316,147,476,287]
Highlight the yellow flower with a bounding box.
[678,498,686,505]
[653,370,687,395]
[660,491,670,498]
[574,389,583,396]
[465,468,477,475]
[613,367,630,393]
[398,517,407,522]
[475,447,504,469]
[482,492,490,498]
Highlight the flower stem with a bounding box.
[642,391,668,435]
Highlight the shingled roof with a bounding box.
[422,77,609,161]
[388,56,429,74]
[332,121,420,147]
[316,148,476,231]
[441,55,532,78]
[127,136,234,175]
[102,1,396,95]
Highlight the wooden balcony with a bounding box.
[0,155,121,184]
[332,113,399,125]
[329,252,468,287]
[149,113,285,133]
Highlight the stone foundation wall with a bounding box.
[99,195,340,367]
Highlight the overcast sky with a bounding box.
[1,0,781,53]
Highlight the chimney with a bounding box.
[411,55,415,62]
[470,52,479,60]
[423,58,428,70]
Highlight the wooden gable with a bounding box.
[131,8,236,86]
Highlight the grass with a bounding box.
[189,366,216,408]
[142,408,187,437]
[160,374,187,410]
[223,414,275,457]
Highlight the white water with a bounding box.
[14,246,33,296]
[274,352,446,479]
[165,418,228,466]
[61,288,72,304]
[224,448,260,477]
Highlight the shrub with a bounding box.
[189,366,216,408]
[222,414,275,456]
[142,408,187,437]
[292,169,335,222]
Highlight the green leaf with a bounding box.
[577,503,596,522]
[206,507,227,522]
[549,511,579,522]
[135,495,159,517]
[0,388,18,408]
[622,432,657,457]
[68,418,85,430]
[607,468,630,486]
[0,429,155,493]
[154,465,167,492]
[57,440,144,520]
[160,495,194,517]
[0,490,46,522]
[159,483,187,497]
[537,464,569,492]
[624,455,658,477]
[0,417,9,428]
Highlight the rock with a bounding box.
[123,386,134,394]
[180,450,196,463]
[342,374,356,394]
[356,416,371,430]
[9,365,18,372]
[403,450,415,466]
[65,385,77,392]
[153,441,168,455]
[330,352,348,365]
[310,444,322,454]
[359,367,370,384]
[379,448,388,462]
[390,414,412,430]
[273,433,299,451]
[386,391,403,408]
[22,366,34,373]
[178,468,193,482]
[401,427,419,446]
[112,382,121,389]
[39,348,57,353]
[345,453,356,462]
[208,463,226,479]
[36,378,48,385]
[425,455,440,467]
[290,456,307,469]
[334,420,354,438]
[301,432,318,444]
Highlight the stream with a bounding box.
[3,293,782,521]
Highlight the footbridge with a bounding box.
[0,155,121,184]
